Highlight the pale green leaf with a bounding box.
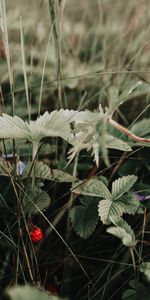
[121,194,144,215]
[98,199,126,224]
[140,262,150,282]
[6,285,64,300]
[70,196,99,239]
[72,178,112,199]
[0,114,29,139]
[131,119,150,137]
[22,161,77,182]
[107,219,137,247]
[112,175,137,200]
[0,110,78,142]
[106,134,132,152]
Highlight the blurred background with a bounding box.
[0,0,150,118]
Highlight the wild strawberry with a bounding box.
[30,227,43,243]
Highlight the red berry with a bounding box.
[30,227,43,243]
[47,284,58,296]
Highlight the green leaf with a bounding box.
[122,280,150,300]
[22,161,77,182]
[72,178,112,199]
[121,194,144,215]
[106,134,132,152]
[22,186,50,214]
[0,110,78,142]
[111,175,137,200]
[140,262,150,282]
[70,196,99,239]
[107,218,137,247]
[0,159,12,176]
[98,199,126,224]
[131,119,150,137]
[0,114,29,139]
[6,285,63,300]
[122,288,136,299]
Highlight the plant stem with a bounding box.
[108,117,150,143]
[31,142,39,187]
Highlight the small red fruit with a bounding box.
[30,227,43,243]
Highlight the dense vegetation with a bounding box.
[0,1,150,299]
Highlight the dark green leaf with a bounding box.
[22,186,50,214]
[70,196,99,239]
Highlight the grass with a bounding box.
[0,1,150,300]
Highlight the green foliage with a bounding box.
[72,178,112,199]
[98,175,139,224]
[22,186,50,214]
[22,161,77,182]
[111,175,137,200]
[0,110,77,142]
[122,280,150,300]
[107,218,137,247]
[0,1,150,297]
[121,194,144,215]
[71,175,141,237]
[130,119,150,137]
[0,159,12,176]
[98,199,126,225]
[68,107,132,166]
[70,196,99,239]
[140,262,150,282]
[105,134,132,152]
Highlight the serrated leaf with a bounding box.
[107,219,137,247]
[6,285,62,300]
[0,114,29,139]
[112,175,137,200]
[22,186,50,214]
[51,169,77,182]
[22,161,77,182]
[121,194,144,215]
[106,134,132,151]
[72,178,112,199]
[98,199,126,224]
[0,109,78,142]
[70,196,99,239]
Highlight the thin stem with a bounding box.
[49,0,62,108]
[38,21,55,116]
[31,142,39,187]
[108,117,150,143]
[129,247,136,273]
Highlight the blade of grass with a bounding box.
[0,0,15,116]
[49,0,62,108]
[20,16,31,120]
[38,21,55,117]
